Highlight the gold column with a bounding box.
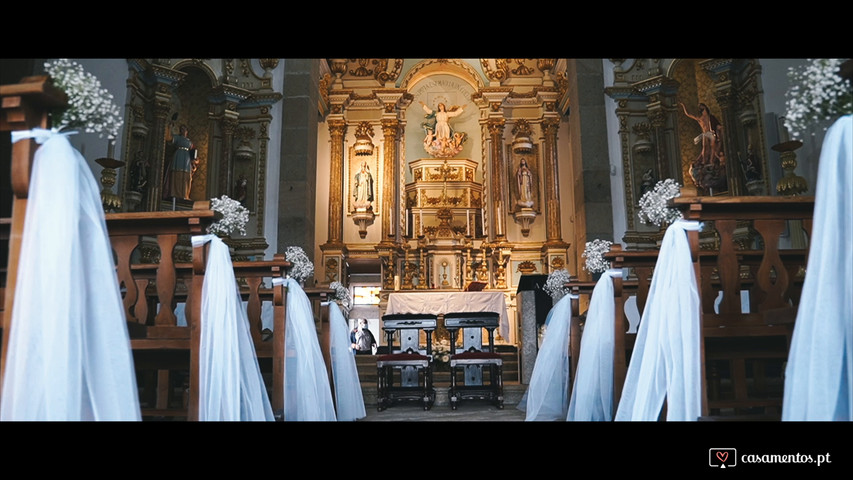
[380,118,399,245]
[325,119,347,246]
[487,118,507,241]
[541,117,565,245]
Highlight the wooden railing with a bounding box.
[107,205,296,419]
[564,194,813,420]
[673,195,813,419]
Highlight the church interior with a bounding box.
[0,58,850,426]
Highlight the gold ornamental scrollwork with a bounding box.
[480,59,509,82]
[348,58,373,76]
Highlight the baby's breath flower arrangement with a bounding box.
[43,59,124,140]
[543,269,573,302]
[329,281,351,315]
[285,246,314,285]
[582,239,613,274]
[207,195,249,236]
[783,58,853,140]
[638,178,683,227]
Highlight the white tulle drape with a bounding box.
[517,293,575,421]
[783,115,852,421]
[0,130,140,421]
[615,219,702,421]
[567,269,621,421]
[194,234,274,421]
[281,278,336,421]
[327,302,366,421]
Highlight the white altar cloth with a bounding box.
[386,291,509,340]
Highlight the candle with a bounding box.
[419,211,423,236]
[466,210,470,236]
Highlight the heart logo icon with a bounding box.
[716,452,729,462]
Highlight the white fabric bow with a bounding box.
[192,234,274,421]
[616,219,702,421]
[567,268,623,421]
[282,278,337,421]
[10,127,77,145]
[328,302,367,421]
[1,129,140,421]
[518,293,575,421]
[783,115,853,421]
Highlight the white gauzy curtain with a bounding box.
[327,302,366,421]
[282,278,336,421]
[783,115,852,421]
[193,234,274,421]
[0,130,140,421]
[567,269,621,421]
[517,293,574,421]
[615,219,702,421]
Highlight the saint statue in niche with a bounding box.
[516,158,535,208]
[162,119,199,201]
[352,160,374,210]
[420,101,467,158]
[679,101,727,192]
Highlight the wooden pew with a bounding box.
[105,203,216,420]
[673,195,813,420]
[112,232,294,420]
[0,76,67,394]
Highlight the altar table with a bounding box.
[386,291,509,340]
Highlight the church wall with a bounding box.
[277,59,320,271]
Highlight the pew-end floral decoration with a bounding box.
[329,281,351,315]
[43,58,124,140]
[207,195,249,237]
[638,178,683,227]
[286,246,314,285]
[543,268,573,302]
[583,239,612,274]
[783,58,853,140]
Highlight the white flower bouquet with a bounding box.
[207,195,249,236]
[43,59,124,140]
[543,268,573,302]
[329,281,351,314]
[286,245,314,284]
[582,238,613,274]
[638,178,683,227]
[432,338,451,369]
[784,58,852,140]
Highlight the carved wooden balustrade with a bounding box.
[673,195,813,419]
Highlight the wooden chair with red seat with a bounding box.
[444,311,503,410]
[376,313,437,411]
